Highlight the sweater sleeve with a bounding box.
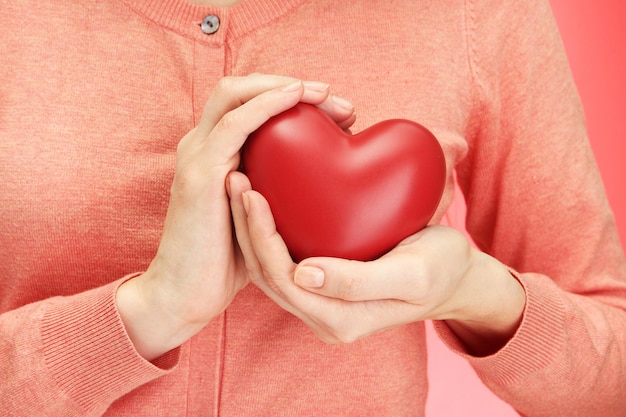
[0,276,180,416]
[435,0,626,415]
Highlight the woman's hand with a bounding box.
[115,74,356,361]
[228,177,526,356]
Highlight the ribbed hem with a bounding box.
[433,270,567,386]
[41,275,180,413]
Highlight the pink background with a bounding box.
[426,1,626,415]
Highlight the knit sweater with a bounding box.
[1,0,625,416]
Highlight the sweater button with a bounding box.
[201,15,220,34]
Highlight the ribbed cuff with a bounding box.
[41,275,180,413]
[433,270,567,386]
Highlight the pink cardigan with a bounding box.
[1,0,625,415]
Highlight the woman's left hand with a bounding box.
[227,173,526,356]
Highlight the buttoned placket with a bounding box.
[184,11,231,417]
[190,10,232,123]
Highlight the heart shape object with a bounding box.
[242,103,446,262]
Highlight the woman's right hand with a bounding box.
[114,74,356,360]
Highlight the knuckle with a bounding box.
[323,315,359,344]
[170,168,203,198]
[215,111,245,138]
[409,258,432,298]
[335,328,360,344]
[317,333,341,345]
[244,265,261,284]
[335,274,362,301]
[308,319,349,345]
[176,128,202,159]
[254,89,277,106]
[176,137,186,155]
[261,271,286,298]
[215,76,237,95]
[255,95,279,119]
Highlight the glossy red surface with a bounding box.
[242,103,446,261]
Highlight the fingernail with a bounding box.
[281,80,302,92]
[242,192,251,215]
[295,266,325,288]
[331,95,355,111]
[303,81,329,92]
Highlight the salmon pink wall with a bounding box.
[426,2,626,416]
[550,0,626,248]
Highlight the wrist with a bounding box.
[445,251,526,356]
[115,272,207,361]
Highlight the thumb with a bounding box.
[293,252,421,302]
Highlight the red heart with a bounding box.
[242,103,446,262]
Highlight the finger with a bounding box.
[241,189,336,313]
[227,177,291,308]
[238,189,327,321]
[227,171,262,279]
[314,94,357,130]
[197,74,348,138]
[293,251,426,302]
[197,74,301,136]
[242,190,297,292]
[298,81,356,130]
[203,81,305,165]
[241,190,431,341]
[240,191,362,321]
